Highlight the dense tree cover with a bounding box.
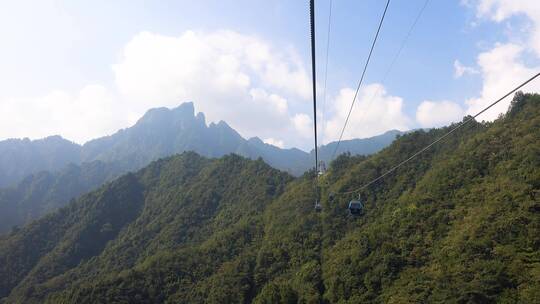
[0,135,81,187]
[0,152,292,303]
[0,93,538,303]
[0,161,124,233]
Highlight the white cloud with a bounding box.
[249,88,288,114]
[454,60,479,78]
[474,0,540,55]
[462,1,540,121]
[0,85,128,143]
[0,30,313,148]
[292,113,313,138]
[112,30,313,147]
[465,43,540,120]
[323,84,410,143]
[263,138,285,148]
[416,100,465,127]
[0,28,444,150]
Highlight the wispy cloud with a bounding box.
[0,30,315,147]
[323,84,411,143]
[461,1,540,121]
[454,60,479,78]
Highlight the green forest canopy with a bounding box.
[0,93,538,303]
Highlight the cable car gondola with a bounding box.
[328,192,335,202]
[318,161,327,175]
[314,200,322,212]
[348,198,364,216]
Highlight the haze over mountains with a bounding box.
[0,161,123,233]
[0,136,81,188]
[0,102,401,233]
[0,102,401,188]
[0,93,537,303]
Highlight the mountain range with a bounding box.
[0,102,401,188]
[0,102,400,233]
[0,92,537,303]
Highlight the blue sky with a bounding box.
[0,0,539,150]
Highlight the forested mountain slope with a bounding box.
[0,161,124,233]
[0,103,398,234]
[315,129,402,164]
[0,93,538,303]
[0,136,81,188]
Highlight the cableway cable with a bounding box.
[380,0,429,87]
[334,72,540,196]
[310,0,319,175]
[331,0,430,162]
[320,0,333,152]
[330,0,391,160]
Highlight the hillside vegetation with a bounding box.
[0,103,398,235]
[0,93,538,303]
[0,161,123,233]
[0,136,81,188]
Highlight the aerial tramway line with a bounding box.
[308,0,540,216]
[309,0,391,216]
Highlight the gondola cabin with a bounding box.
[314,201,322,212]
[318,161,326,175]
[328,192,335,202]
[348,200,364,216]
